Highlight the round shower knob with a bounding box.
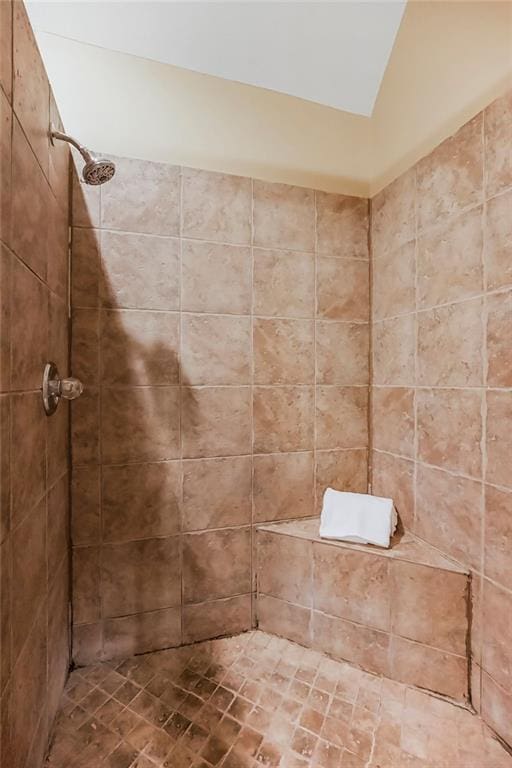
[42,362,84,416]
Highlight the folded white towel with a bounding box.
[320,488,397,549]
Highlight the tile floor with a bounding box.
[45,631,512,768]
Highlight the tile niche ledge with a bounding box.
[256,518,471,705]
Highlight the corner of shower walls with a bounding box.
[68,159,372,666]
[368,88,512,748]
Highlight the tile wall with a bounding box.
[370,89,512,746]
[70,161,370,663]
[0,2,71,766]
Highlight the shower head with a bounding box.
[82,157,116,186]
[50,126,116,186]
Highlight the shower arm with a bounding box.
[50,126,94,164]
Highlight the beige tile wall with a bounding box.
[0,2,71,766]
[370,89,512,746]
[70,161,370,664]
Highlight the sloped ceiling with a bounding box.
[26,0,406,116]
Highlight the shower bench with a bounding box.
[256,518,470,704]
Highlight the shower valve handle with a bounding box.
[43,362,83,415]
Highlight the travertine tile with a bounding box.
[102,461,181,542]
[485,189,512,291]
[313,544,391,631]
[12,1,49,175]
[182,313,251,385]
[416,388,483,477]
[10,254,48,389]
[487,289,512,387]
[315,386,368,450]
[253,180,315,251]
[10,391,46,526]
[71,228,100,308]
[71,387,100,466]
[313,611,390,677]
[316,322,369,385]
[46,629,512,768]
[417,206,483,308]
[7,610,47,768]
[315,449,368,505]
[182,240,251,315]
[415,464,482,570]
[101,309,180,386]
[417,298,483,386]
[72,623,103,667]
[390,636,468,702]
[257,595,311,647]
[0,89,11,249]
[47,473,70,578]
[73,546,101,625]
[182,386,251,458]
[253,386,314,454]
[101,387,180,464]
[183,527,251,603]
[316,257,369,321]
[485,90,512,198]
[11,497,45,660]
[481,672,512,748]
[104,608,182,659]
[100,231,180,311]
[183,595,252,644]
[416,114,483,231]
[71,308,99,384]
[183,456,252,531]
[0,395,11,542]
[182,167,251,244]
[484,485,512,592]
[253,452,314,523]
[0,0,12,102]
[71,466,101,546]
[486,390,512,489]
[482,578,512,693]
[316,192,368,259]
[373,315,414,386]
[253,249,314,318]
[391,561,467,655]
[372,388,414,458]
[371,168,416,258]
[253,318,314,385]
[372,241,415,320]
[371,451,414,532]
[10,116,49,279]
[101,157,180,236]
[258,530,312,606]
[102,536,181,617]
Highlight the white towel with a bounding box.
[320,488,397,549]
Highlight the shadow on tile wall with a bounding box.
[69,160,371,667]
[370,88,512,748]
[1,2,71,766]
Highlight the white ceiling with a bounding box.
[27,1,406,117]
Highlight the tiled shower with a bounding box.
[70,164,370,664]
[1,1,512,765]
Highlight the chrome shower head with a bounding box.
[50,126,116,186]
[82,157,116,186]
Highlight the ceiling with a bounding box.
[26,1,406,116]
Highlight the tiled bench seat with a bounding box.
[256,518,470,704]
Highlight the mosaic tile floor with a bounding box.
[45,631,512,768]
